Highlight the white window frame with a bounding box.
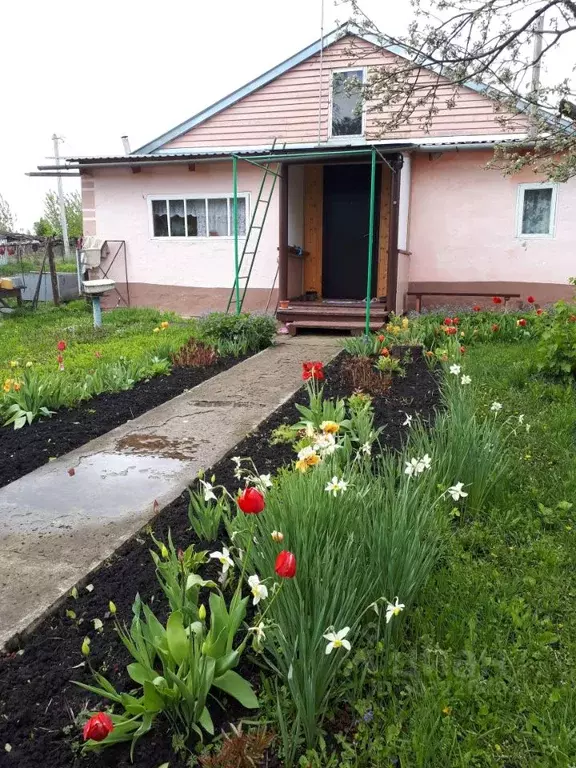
[516,183,558,239]
[328,67,367,141]
[147,193,250,240]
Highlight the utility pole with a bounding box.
[52,134,70,257]
[529,13,545,137]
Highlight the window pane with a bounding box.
[152,199,168,237]
[186,199,207,237]
[522,188,553,234]
[230,197,247,237]
[332,70,364,136]
[168,199,185,236]
[208,198,228,236]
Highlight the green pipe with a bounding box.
[232,155,240,314]
[365,148,377,336]
[243,147,387,163]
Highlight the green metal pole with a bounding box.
[232,155,240,314]
[365,148,377,336]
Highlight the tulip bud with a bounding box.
[271,530,284,542]
[108,601,117,615]
[81,636,91,656]
[160,543,169,559]
[198,604,206,621]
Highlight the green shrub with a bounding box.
[534,300,576,377]
[196,312,276,355]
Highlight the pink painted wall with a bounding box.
[164,35,527,151]
[408,150,576,286]
[88,161,279,292]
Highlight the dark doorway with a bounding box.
[322,164,381,300]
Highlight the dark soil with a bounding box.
[0,356,246,490]
[0,348,440,768]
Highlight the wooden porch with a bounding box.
[276,153,403,334]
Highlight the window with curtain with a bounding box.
[518,185,557,237]
[149,196,248,237]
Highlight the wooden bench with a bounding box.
[407,291,521,313]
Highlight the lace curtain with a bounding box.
[521,188,553,235]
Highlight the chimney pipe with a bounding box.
[121,135,131,155]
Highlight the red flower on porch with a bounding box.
[302,361,324,381]
[492,297,503,305]
[527,295,536,304]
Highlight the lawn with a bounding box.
[325,341,576,767]
[0,301,195,382]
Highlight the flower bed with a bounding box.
[0,350,441,768]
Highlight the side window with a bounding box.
[150,196,248,237]
[517,184,557,237]
[331,69,365,137]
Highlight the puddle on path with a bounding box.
[115,433,196,461]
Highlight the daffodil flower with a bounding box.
[249,621,266,644]
[449,364,461,375]
[446,481,468,501]
[247,574,268,605]
[361,442,372,456]
[461,375,471,385]
[209,547,234,575]
[258,474,273,489]
[518,414,525,425]
[325,476,349,497]
[200,480,217,502]
[491,402,503,412]
[402,413,413,426]
[385,597,405,623]
[320,420,340,434]
[323,626,351,654]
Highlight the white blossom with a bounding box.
[461,375,472,385]
[446,481,468,501]
[323,626,351,654]
[491,402,503,413]
[324,476,349,497]
[449,364,461,375]
[361,441,372,456]
[385,597,405,623]
[247,574,268,605]
[200,480,217,502]
[402,413,413,426]
[209,547,234,576]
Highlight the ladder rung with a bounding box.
[258,198,271,204]
[250,225,262,230]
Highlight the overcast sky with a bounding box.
[0,0,571,230]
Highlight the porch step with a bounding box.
[286,319,385,336]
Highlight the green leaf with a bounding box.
[213,670,259,708]
[127,663,154,685]
[199,706,214,735]
[166,611,188,665]
[143,680,165,712]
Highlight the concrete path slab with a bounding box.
[0,336,340,648]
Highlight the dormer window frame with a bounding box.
[328,66,367,141]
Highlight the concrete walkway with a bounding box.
[0,335,340,648]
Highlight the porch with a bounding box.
[276,150,404,333]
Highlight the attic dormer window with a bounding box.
[330,69,365,138]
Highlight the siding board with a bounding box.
[303,165,323,295]
[164,35,527,150]
[377,165,392,298]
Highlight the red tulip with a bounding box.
[83,712,114,742]
[275,550,296,578]
[517,318,527,327]
[527,295,536,304]
[570,315,576,323]
[445,327,457,335]
[443,317,453,326]
[302,361,324,381]
[536,309,544,316]
[57,354,64,364]
[460,346,466,354]
[237,487,265,514]
[492,297,502,305]
[453,317,460,325]
[377,334,385,342]
[380,347,390,357]
[57,340,67,351]
[492,324,499,332]
[473,305,481,312]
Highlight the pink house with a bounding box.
[67,25,575,328]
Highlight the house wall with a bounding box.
[287,165,304,298]
[164,35,527,151]
[407,150,576,305]
[83,161,279,315]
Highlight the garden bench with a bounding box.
[407,291,521,313]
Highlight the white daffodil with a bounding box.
[491,402,503,412]
[298,445,317,461]
[325,476,349,497]
[200,480,217,502]
[209,547,234,575]
[304,421,316,438]
[403,413,413,426]
[449,364,461,375]
[323,626,351,655]
[446,481,468,501]
[258,473,273,490]
[405,457,420,477]
[249,621,266,644]
[385,597,405,623]
[361,441,372,456]
[461,375,472,385]
[526,423,531,433]
[418,454,432,471]
[247,574,268,605]
[314,432,338,456]
[518,414,525,425]
[231,456,241,466]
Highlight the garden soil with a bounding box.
[0,349,440,768]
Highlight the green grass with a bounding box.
[0,258,78,275]
[0,301,196,383]
[315,342,576,767]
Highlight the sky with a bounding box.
[1,0,571,230]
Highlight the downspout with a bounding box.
[387,154,403,314]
